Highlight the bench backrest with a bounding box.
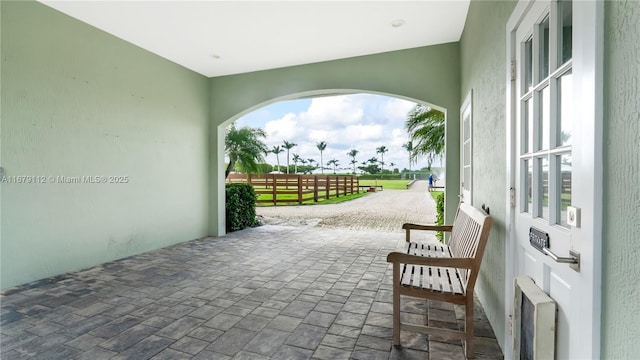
[448,202,493,290]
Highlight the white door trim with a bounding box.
[570,2,604,357]
[504,1,604,358]
[461,90,473,204]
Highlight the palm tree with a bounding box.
[402,141,416,171]
[405,105,445,169]
[350,159,358,174]
[307,158,316,173]
[282,140,297,174]
[376,146,389,172]
[224,123,268,178]
[271,145,283,172]
[292,153,301,174]
[327,159,340,174]
[316,141,327,174]
[347,149,359,174]
[361,157,380,175]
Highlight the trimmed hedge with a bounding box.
[436,192,445,242]
[358,174,403,180]
[225,183,258,232]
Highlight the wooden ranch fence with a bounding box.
[226,174,360,205]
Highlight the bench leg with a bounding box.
[392,263,401,346]
[465,295,474,358]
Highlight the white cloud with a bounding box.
[264,113,302,141]
[237,93,434,171]
[300,96,364,128]
[383,98,416,123]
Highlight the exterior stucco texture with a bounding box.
[602,0,640,357]
[460,0,517,349]
[1,1,210,289]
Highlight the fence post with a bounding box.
[343,176,347,196]
[297,175,303,205]
[325,176,330,199]
[272,174,277,205]
[314,176,319,202]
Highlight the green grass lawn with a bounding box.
[248,178,411,207]
[358,179,411,190]
[430,190,444,202]
[255,188,370,206]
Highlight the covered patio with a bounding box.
[1,225,502,359]
[4,0,638,358]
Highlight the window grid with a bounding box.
[519,0,572,226]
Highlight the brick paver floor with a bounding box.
[1,182,503,359]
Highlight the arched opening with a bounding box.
[216,89,448,234]
[207,44,462,236]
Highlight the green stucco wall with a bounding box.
[602,0,640,357]
[460,0,517,349]
[208,45,462,235]
[0,1,210,289]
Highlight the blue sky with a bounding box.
[235,93,436,172]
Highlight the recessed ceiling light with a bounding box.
[391,19,405,28]
[211,54,221,59]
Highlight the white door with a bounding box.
[460,91,473,204]
[510,0,600,358]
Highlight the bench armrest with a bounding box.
[386,252,474,269]
[402,223,453,232]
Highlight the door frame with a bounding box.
[504,1,604,358]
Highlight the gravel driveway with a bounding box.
[256,180,438,232]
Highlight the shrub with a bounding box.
[358,174,402,180]
[226,183,258,232]
[436,192,445,242]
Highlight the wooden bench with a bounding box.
[386,202,492,358]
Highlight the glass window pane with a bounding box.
[464,116,470,143]
[523,159,532,213]
[464,142,471,167]
[538,87,551,150]
[464,167,471,191]
[523,99,533,154]
[558,71,573,146]
[559,0,573,64]
[558,154,572,227]
[539,17,550,80]
[524,38,533,92]
[537,157,549,219]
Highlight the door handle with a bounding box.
[542,248,580,272]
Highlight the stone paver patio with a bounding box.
[1,222,503,359]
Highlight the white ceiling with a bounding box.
[39,1,470,78]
